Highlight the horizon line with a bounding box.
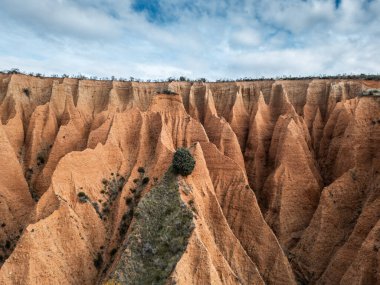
[1,68,380,83]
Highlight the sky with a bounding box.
[0,0,379,80]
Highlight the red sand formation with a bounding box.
[0,74,379,284]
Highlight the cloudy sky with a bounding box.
[0,0,379,80]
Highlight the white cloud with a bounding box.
[0,0,379,80]
[0,0,123,40]
[230,28,262,47]
[258,0,335,34]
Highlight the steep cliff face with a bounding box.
[0,74,379,284]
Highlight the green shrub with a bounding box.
[159,89,178,95]
[22,88,30,97]
[92,202,102,218]
[77,192,88,203]
[93,253,103,269]
[172,148,195,176]
[142,177,150,185]
[119,209,134,237]
[36,150,48,166]
[100,175,126,216]
[125,196,133,205]
[110,248,117,256]
[138,167,145,173]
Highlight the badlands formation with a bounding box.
[0,74,379,285]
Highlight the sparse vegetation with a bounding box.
[0,233,20,265]
[36,153,46,166]
[349,169,357,181]
[119,209,133,237]
[172,148,195,176]
[110,248,117,256]
[36,147,50,167]
[99,174,127,217]
[107,169,194,285]
[188,199,197,214]
[138,167,145,173]
[118,170,150,239]
[142,177,150,185]
[361,89,380,97]
[92,202,102,217]
[159,89,178,95]
[25,168,39,202]
[125,197,133,205]
[94,252,103,269]
[1,68,380,83]
[77,192,88,203]
[22,88,30,97]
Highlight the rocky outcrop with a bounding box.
[0,74,379,284]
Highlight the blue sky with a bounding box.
[0,0,379,80]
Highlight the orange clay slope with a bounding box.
[0,74,379,284]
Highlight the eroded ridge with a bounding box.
[0,74,379,284]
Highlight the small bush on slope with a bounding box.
[159,89,178,95]
[106,169,194,285]
[172,148,195,176]
[77,192,88,203]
